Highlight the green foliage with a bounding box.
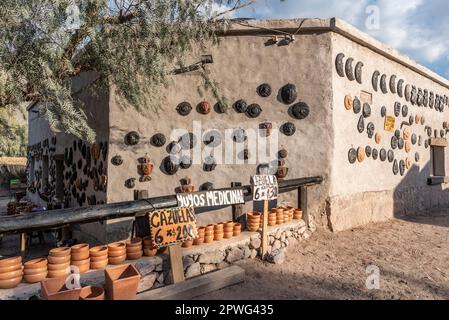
[0,106,27,157]
[0,0,251,142]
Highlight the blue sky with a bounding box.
[217,0,449,79]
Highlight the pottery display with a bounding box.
[268,212,277,226]
[143,236,158,257]
[49,247,71,257]
[293,209,303,220]
[105,264,141,300]
[126,238,143,260]
[108,242,127,265]
[193,227,205,246]
[0,256,24,289]
[275,208,284,224]
[72,258,90,274]
[23,258,48,283]
[214,223,224,241]
[71,243,90,261]
[48,247,71,278]
[80,286,105,300]
[233,223,242,237]
[41,277,81,300]
[247,212,261,232]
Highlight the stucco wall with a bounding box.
[329,31,449,231]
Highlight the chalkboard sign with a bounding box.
[148,206,198,248]
[252,175,278,201]
[176,189,245,208]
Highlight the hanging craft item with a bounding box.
[198,100,212,115]
[402,105,408,117]
[125,178,136,189]
[423,90,429,107]
[409,115,414,125]
[411,134,417,145]
[282,122,296,136]
[355,61,364,84]
[405,141,412,153]
[362,103,371,118]
[388,150,395,163]
[397,79,404,98]
[280,84,298,104]
[357,116,365,134]
[179,132,197,150]
[278,149,288,159]
[139,154,154,182]
[203,156,217,172]
[345,58,355,81]
[232,128,247,143]
[234,99,248,113]
[417,89,423,106]
[91,143,101,161]
[180,155,192,169]
[380,74,388,94]
[163,156,179,175]
[372,71,380,91]
[259,122,273,137]
[357,147,365,162]
[125,131,140,146]
[214,102,227,114]
[335,53,345,77]
[367,122,375,139]
[394,102,401,117]
[380,148,387,162]
[375,133,382,144]
[405,85,411,102]
[257,83,272,97]
[415,114,422,125]
[391,136,398,150]
[151,133,166,147]
[344,95,353,110]
[381,106,387,118]
[410,86,417,105]
[291,102,310,119]
[200,182,214,191]
[389,75,397,94]
[429,92,434,108]
[276,163,289,180]
[398,138,404,150]
[415,152,420,163]
[246,104,262,118]
[372,148,379,160]
[180,177,195,193]
[392,160,399,175]
[399,160,406,176]
[353,97,361,114]
[176,102,192,116]
[403,128,411,141]
[365,146,372,158]
[406,158,412,170]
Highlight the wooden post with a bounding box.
[231,182,243,221]
[20,233,26,257]
[300,187,309,226]
[169,244,185,284]
[261,200,269,258]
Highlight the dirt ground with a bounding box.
[199,213,449,300]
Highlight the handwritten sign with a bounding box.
[149,206,198,248]
[176,189,245,208]
[252,175,278,201]
[384,116,396,132]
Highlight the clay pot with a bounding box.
[0,256,22,268]
[49,247,71,257]
[143,236,155,247]
[105,264,141,300]
[80,286,105,300]
[0,264,22,274]
[223,232,233,239]
[127,238,142,249]
[205,224,214,232]
[47,262,70,271]
[198,100,212,115]
[224,221,234,228]
[90,246,108,258]
[293,209,303,220]
[108,255,126,265]
[233,223,242,231]
[71,243,89,253]
[143,248,158,257]
[275,208,284,215]
[47,269,70,278]
[127,251,143,260]
[126,246,142,254]
[214,223,224,231]
[24,272,48,284]
[204,235,214,243]
[23,266,47,275]
[233,230,241,237]
[24,258,47,269]
[182,241,193,248]
[108,242,126,252]
[0,269,23,281]
[72,250,90,261]
[48,255,71,264]
[71,258,90,274]
[0,276,23,289]
[214,232,224,241]
[41,277,81,300]
[90,258,108,270]
[193,238,204,246]
[205,230,214,237]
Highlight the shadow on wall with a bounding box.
[393,160,449,228]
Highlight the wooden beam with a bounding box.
[136,266,245,300]
[169,244,185,284]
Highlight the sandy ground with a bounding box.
[199,213,449,300]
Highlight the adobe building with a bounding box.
[26,18,449,243]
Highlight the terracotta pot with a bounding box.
[268,220,277,227]
[47,269,70,278]
[126,246,143,254]
[214,232,224,241]
[71,243,89,253]
[193,238,204,246]
[41,277,81,300]
[247,224,260,232]
[23,266,47,275]
[90,258,108,270]
[0,256,22,268]
[24,272,47,284]
[105,264,141,300]
[233,230,241,237]
[90,254,108,262]
[24,258,47,269]
[72,250,90,261]
[275,208,284,215]
[233,223,242,231]
[71,258,90,274]
[247,212,262,219]
[205,224,214,232]
[205,230,214,237]
[80,286,105,300]
[223,232,233,239]
[127,237,142,248]
[143,248,158,257]
[293,209,303,219]
[108,242,126,252]
[0,269,23,280]
[108,255,126,265]
[48,254,71,264]
[90,246,108,258]
[0,264,22,274]
[109,248,127,257]
[182,241,193,248]
[224,221,234,228]
[47,262,70,271]
[126,251,143,260]
[197,227,206,235]
[143,236,155,247]
[204,235,214,243]
[0,276,23,289]
[214,223,224,231]
[49,247,71,257]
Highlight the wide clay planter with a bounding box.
[143,247,158,256]
[72,258,90,274]
[24,258,47,269]
[49,247,71,257]
[23,266,47,275]
[0,276,23,289]
[0,264,22,274]
[90,246,108,258]
[48,262,70,271]
[24,272,48,284]
[80,286,105,300]
[41,277,81,300]
[108,255,126,265]
[127,251,143,260]
[0,256,22,268]
[0,269,23,280]
[105,264,141,300]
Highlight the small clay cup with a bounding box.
[233,223,242,231]
[214,223,224,231]
[126,237,142,248]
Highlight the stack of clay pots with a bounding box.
[204,225,214,243]
[293,208,303,220]
[247,212,261,232]
[214,223,224,241]
[89,246,108,270]
[268,211,277,226]
[233,223,242,237]
[126,238,143,260]
[193,226,205,246]
[275,208,284,225]
[108,242,127,265]
[143,237,158,256]
[0,256,23,289]
[71,243,90,274]
[23,258,48,283]
[223,221,234,239]
[48,247,71,278]
[182,240,193,248]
